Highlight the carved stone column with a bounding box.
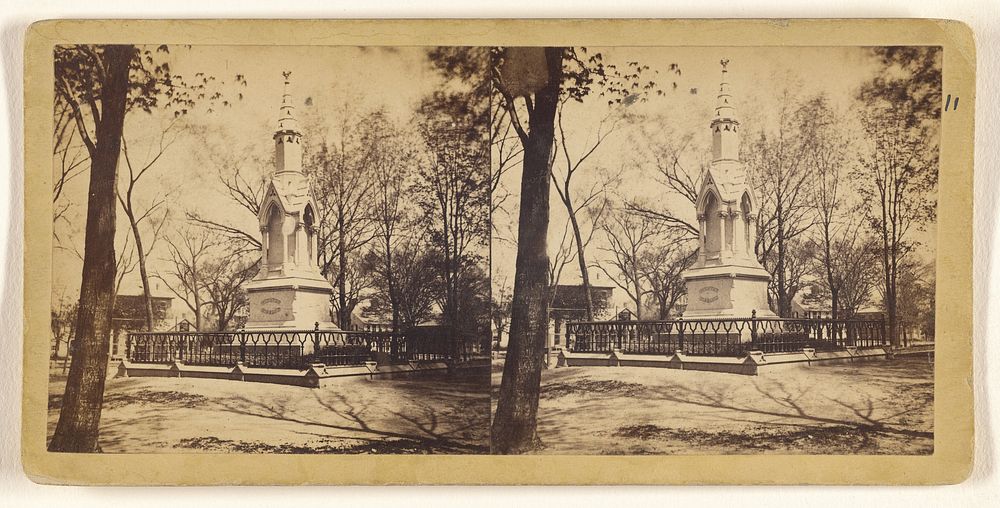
[717,210,728,260]
[697,213,707,263]
[731,209,744,257]
[307,226,317,269]
[260,225,269,271]
[295,221,307,268]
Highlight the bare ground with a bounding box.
[492,357,933,455]
[48,368,490,454]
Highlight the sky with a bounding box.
[491,46,939,313]
[52,45,445,311]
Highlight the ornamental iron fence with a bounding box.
[126,325,471,370]
[566,311,887,357]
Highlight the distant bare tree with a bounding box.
[202,251,258,331]
[825,219,880,318]
[118,121,178,331]
[159,230,215,331]
[415,88,490,365]
[490,103,523,231]
[552,101,619,320]
[52,100,89,231]
[747,89,820,316]
[802,95,852,319]
[639,233,697,319]
[856,105,937,345]
[367,112,418,332]
[310,104,381,328]
[546,217,577,307]
[598,210,663,319]
[51,297,79,361]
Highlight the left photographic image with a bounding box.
[47,45,492,454]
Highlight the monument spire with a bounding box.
[273,71,303,174]
[682,57,776,320]
[710,59,740,163]
[245,71,337,332]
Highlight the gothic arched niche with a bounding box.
[303,204,315,263]
[266,203,284,266]
[704,192,721,255]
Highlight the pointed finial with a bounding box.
[275,71,300,135]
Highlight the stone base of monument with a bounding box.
[681,264,778,319]
[243,276,339,332]
[557,347,889,376]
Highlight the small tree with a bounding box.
[640,234,697,319]
[202,251,258,331]
[159,230,215,330]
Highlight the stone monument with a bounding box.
[243,72,339,331]
[681,60,777,319]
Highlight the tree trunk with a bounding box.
[125,208,155,331]
[337,212,348,329]
[491,47,562,454]
[566,200,595,321]
[49,45,132,453]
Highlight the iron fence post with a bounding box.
[313,322,321,357]
[125,333,132,362]
[678,317,685,353]
[239,334,246,364]
[750,310,758,350]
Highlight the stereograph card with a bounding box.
[20,18,975,485]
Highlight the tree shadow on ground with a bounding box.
[531,359,933,454]
[210,379,489,454]
[49,372,490,454]
[642,375,932,440]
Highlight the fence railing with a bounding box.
[126,326,468,370]
[566,312,887,357]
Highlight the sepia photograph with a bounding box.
[19,18,976,486]
[47,44,492,454]
[491,46,939,455]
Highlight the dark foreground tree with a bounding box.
[491,47,562,453]
[49,44,132,452]
[50,45,241,451]
[491,47,678,453]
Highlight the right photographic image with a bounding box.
[490,46,939,455]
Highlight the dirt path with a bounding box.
[48,370,490,454]
[493,357,933,455]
